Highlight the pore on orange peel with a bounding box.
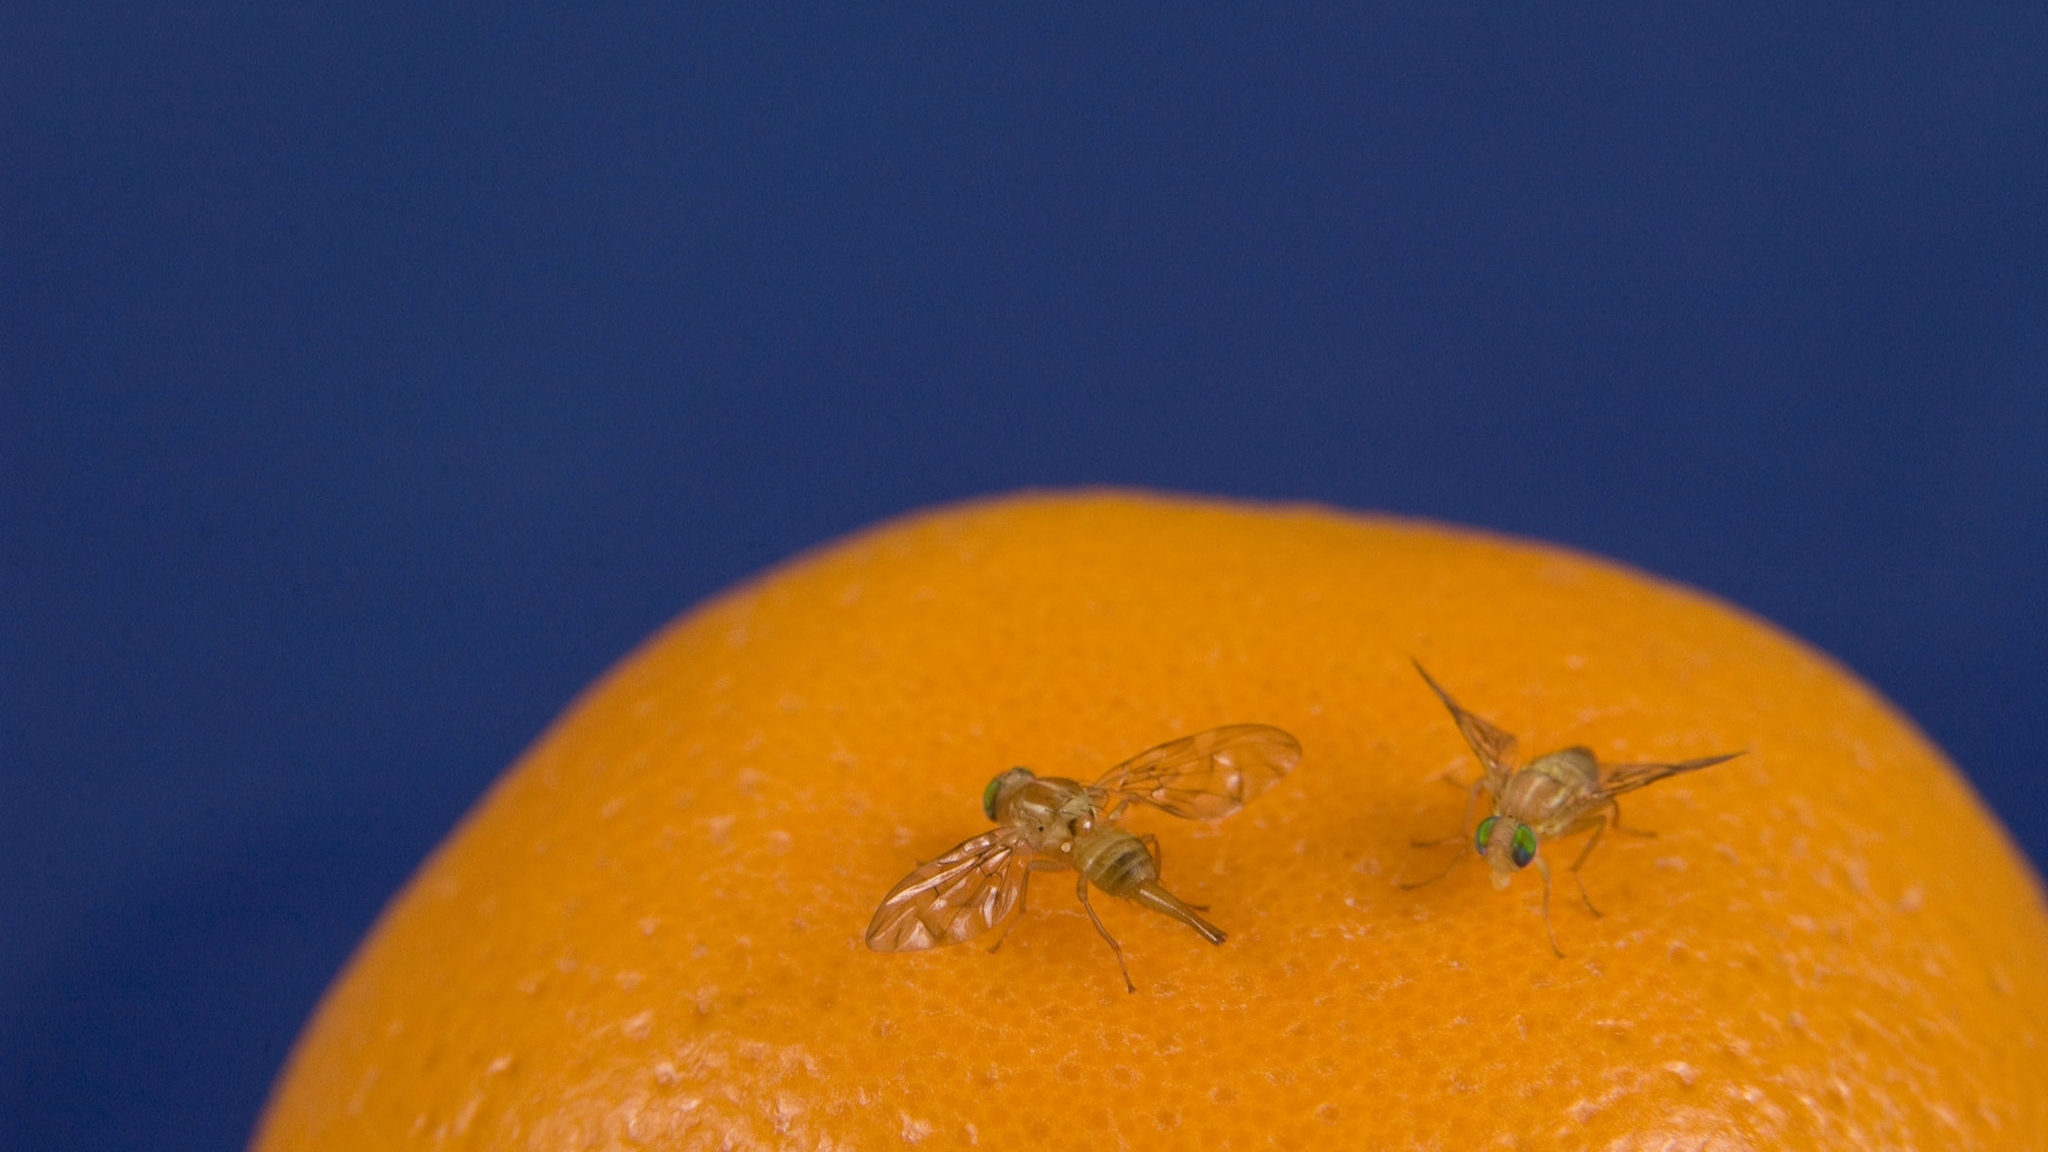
[253,490,2048,1150]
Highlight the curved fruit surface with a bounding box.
[254,491,2048,1150]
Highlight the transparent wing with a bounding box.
[1413,660,1518,792]
[865,829,1031,952]
[1086,724,1301,820]
[1597,751,1744,799]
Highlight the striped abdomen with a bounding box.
[1073,829,1159,897]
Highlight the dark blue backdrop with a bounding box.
[5,4,2044,1148]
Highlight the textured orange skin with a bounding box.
[253,491,2048,1150]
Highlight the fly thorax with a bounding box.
[1003,776,1092,854]
[1525,747,1599,791]
[1056,792,1098,833]
[1501,771,1561,817]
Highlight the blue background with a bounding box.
[5,4,2045,1148]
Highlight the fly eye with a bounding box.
[981,775,1006,821]
[1474,816,1498,854]
[1510,824,1538,868]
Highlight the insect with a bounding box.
[866,724,1301,991]
[1401,661,1742,956]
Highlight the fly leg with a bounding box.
[1567,814,1609,919]
[1076,873,1136,993]
[1399,780,1484,889]
[1534,856,1564,959]
[1609,800,1657,837]
[988,860,1065,953]
[1411,775,1479,844]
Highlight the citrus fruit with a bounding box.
[252,490,2048,1150]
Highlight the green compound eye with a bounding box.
[1474,816,1498,854]
[1510,823,1538,868]
[981,774,1006,822]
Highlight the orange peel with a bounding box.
[254,490,2048,1150]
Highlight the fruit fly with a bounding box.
[1401,661,1742,956]
[866,725,1301,991]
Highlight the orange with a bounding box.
[252,490,2048,1150]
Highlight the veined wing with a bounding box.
[1087,724,1301,820]
[1413,660,1517,792]
[1597,751,1745,798]
[865,829,1031,952]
